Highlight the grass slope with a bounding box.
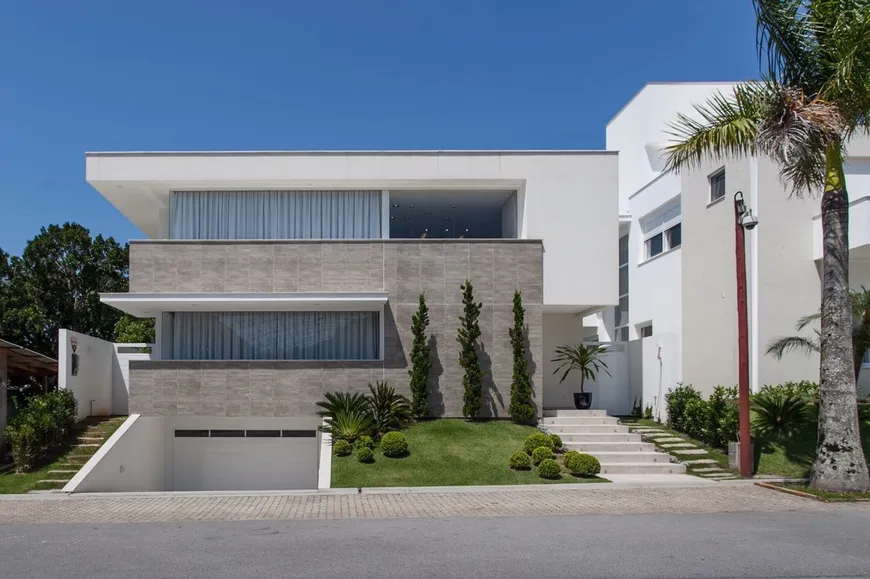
[332,419,606,488]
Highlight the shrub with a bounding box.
[564,452,601,477]
[355,435,375,451]
[531,446,554,466]
[666,384,704,435]
[509,450,532,470]
[357,447,375,463]
[538,458,562,479]
[524,432,554,454]
[5,390,77,472]
[316,391,369,418]
[548,433,563,451]
[631,397,642,418]
[757,380,819,402]
[643,405,654,420]
[751,391,812,439]
[705,386,737,449]
[366,381,412,436]
[333,439,353,456]
[322,409,374,443]
[563,450,581,463]
[381,431,409,458]
[508,290,536,425]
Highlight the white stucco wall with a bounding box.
[58,329,115,420]
[64,415,166,493]
[87,151,619,310]
[543,314,629,414]
[112,345,152,415]
[606,82,737,214]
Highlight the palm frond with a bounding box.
[753,0,821,90]
[766,335,820,359]
[756,85,846,194]
[551,344,611,386]
[795,312,821,331]
[751,391,812,439]
[663,84,767,174]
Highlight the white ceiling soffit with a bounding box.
[100,292,388,317]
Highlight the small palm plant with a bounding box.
[366,381,412,436]
[751,391,812,440]
[767,288,870,384]
[551,344,611,409]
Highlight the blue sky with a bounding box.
[0,0,759,254]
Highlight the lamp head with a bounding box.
[740,209,759,230]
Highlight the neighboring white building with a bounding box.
[603,82,870,415]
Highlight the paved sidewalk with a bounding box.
[0,484,859,525]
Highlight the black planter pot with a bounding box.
[573,392,592,410]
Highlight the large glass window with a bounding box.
[161,311,380,361]
[615,233,630,341]
[169,190,382,240]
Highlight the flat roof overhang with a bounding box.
[100,292,389,317]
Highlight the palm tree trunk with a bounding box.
[811,143,870,492]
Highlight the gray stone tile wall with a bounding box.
[129,240,542,418]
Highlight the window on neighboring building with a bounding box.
[864,350,870,365]
[615,234,629,342]
[641,198,681,262]
[666,223,681,249]
[161,311,380,361]
[710,169,726,203]
[639,324,653,338]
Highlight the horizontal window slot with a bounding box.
[175,430,209,438]
[246,430,281,438]
[282,430,317,438]
[210,429,246,438]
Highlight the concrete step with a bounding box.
[584,452,669,464]
[599,462,686,475]
[48,469,78,475]
[63,454,92,463]
[563,441,656,453]
[543,409,608,418]
[541,417,620,426]
[35,478,71,485]
[558,433,644,443]
[660,443,698,449]
[684,459,719,466]
[543,424,630,434]
[75,437,103,442]
[670,449,708,456]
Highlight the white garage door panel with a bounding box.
[173,438,318,491]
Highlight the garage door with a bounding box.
[172,428,318,491]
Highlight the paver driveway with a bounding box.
[0,484,859,525]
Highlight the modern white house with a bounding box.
[596,82,870,419]
[69,150,627,492]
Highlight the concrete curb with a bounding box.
[0,477,804,501]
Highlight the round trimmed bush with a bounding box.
[524,432,554,455]
[333,439,353,457]
[508,450,532,470]
[381,431,409,458]
[357,446,375,463]
[531,446,554,466]
[355,435,375,451]
[564,452,601,477]
[538,458,562,479]
[549,433,563,451]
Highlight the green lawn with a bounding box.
[754,407,870,478]
[331,419,608,488]
[775,482,870,502]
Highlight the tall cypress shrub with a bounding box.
[458,279,484,419]
[408,292,431,418]
[508,290,535,424]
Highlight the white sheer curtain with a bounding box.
[169,190,382,239]
[161,311,380,360]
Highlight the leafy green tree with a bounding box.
[662,0,870,492]
[508,290,535,424]
[408,293,431,418]
[0,223,129,357]
[113,315,155,344]
[458,280,483,419]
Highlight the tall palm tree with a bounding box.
[664,0,870,491]
[767,288,870,384]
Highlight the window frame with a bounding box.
[640,200,682,263]
[615,234,630,342]
[709,168,726,204]
[638,324,653,338]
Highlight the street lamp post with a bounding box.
[734,191,757,478]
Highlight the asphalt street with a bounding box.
[1,510,869,579]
